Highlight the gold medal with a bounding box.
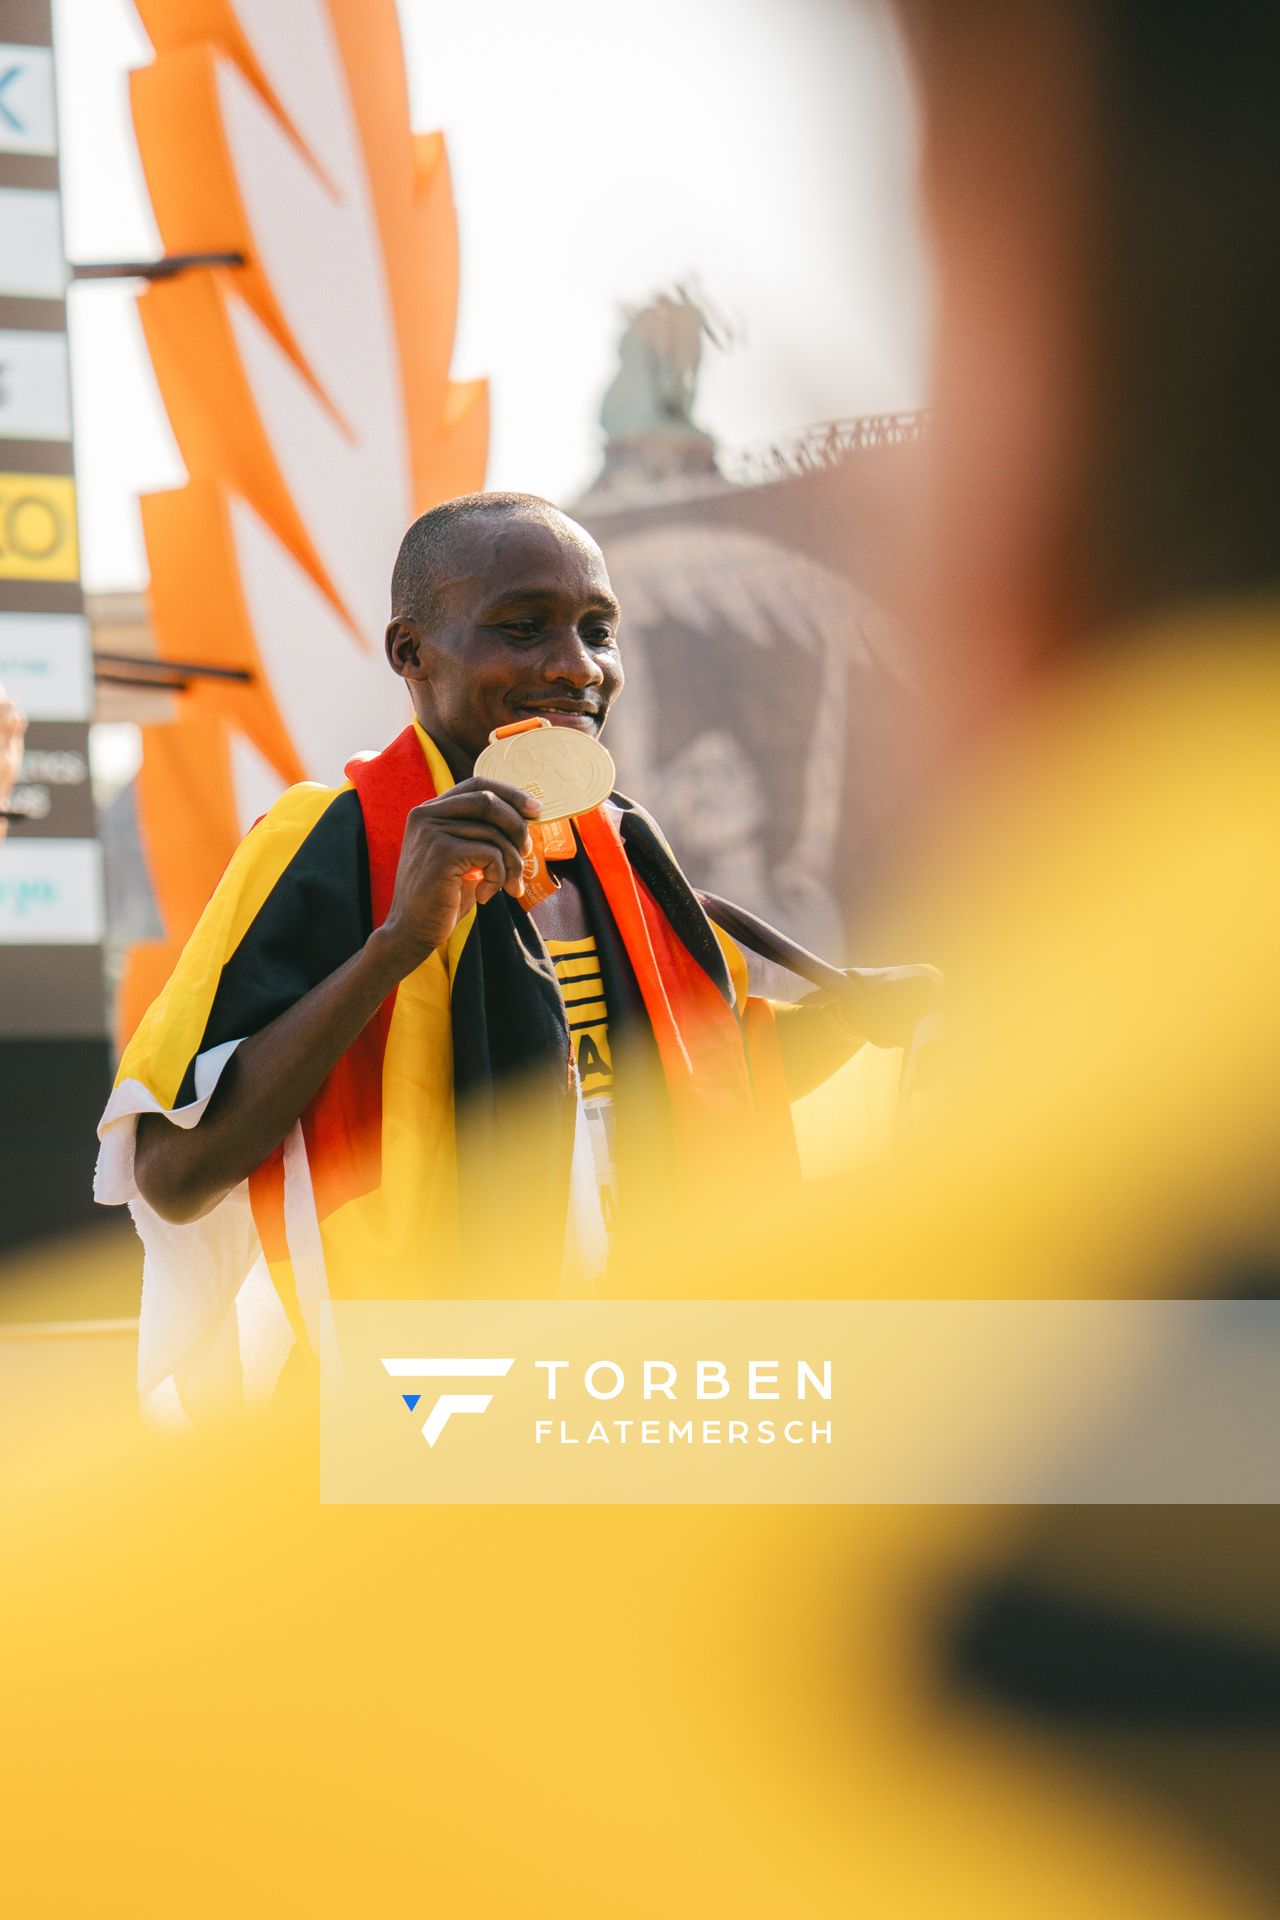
[473,717,615,822]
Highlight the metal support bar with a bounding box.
[71,252,246,281]
[93,652,253,684]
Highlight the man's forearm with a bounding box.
[134,926,417,1224]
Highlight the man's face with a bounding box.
[387,512,624,772]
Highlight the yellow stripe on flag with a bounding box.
[116,781,352,1109]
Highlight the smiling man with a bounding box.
[95,492,874,1412]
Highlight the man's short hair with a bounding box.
[390,492,565,627]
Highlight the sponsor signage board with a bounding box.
[0,186,67,298]
[0,836,104,945]
[0,327,71,439]
[0,43,58,157]
[0,19,107,1057]
[0,610,90,718]
[0,469,78,579]
[11,719,94,836]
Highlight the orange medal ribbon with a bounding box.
[519,814,577,908]
[468,719,590,908]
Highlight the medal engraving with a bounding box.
[474,719,615,822]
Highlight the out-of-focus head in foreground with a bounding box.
[894,0,1280,705]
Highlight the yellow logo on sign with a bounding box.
[0,473,79,582]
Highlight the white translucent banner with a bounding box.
[322,1299,1280,1505]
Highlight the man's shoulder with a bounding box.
[605,795,744,1006]
[248,776,357,840]
[218,778,367,907]
[608,791,676,860]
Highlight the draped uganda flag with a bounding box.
[97,724,807,1418]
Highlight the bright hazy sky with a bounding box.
[52,0,928,591]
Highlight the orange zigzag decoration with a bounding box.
[122,0,487,1042]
